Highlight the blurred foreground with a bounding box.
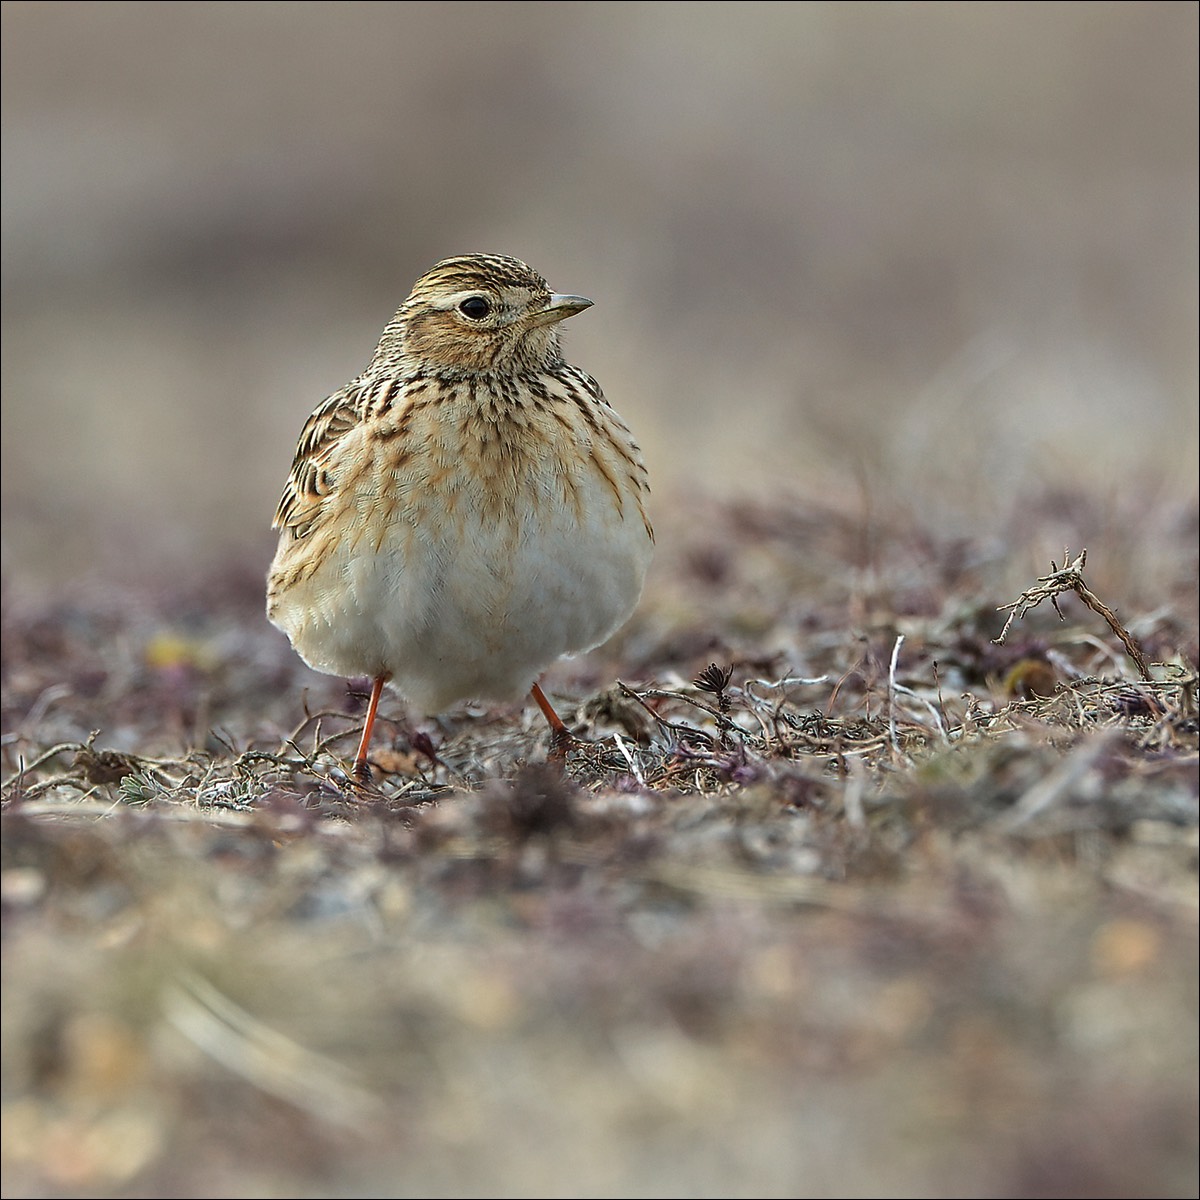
[3,487,1197,1198]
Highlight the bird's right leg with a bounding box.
[353,674,389,781]
[531,680,573,760]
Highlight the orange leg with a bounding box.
[530,680,572,759]
[353,674,389,781]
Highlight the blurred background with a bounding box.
[2,1,1197,587]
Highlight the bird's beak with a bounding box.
[531,293,594,327]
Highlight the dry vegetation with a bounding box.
[2,488,1197,1199]
[3,6,1197,1196]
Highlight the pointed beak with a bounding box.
[531,293,594,327]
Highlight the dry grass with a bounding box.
[2,488,1196,1199]
[3,5,1195,1194]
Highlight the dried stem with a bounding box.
[995,548,1152,681]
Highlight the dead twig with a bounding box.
[995,548,1152,681]
[887,634,905,761]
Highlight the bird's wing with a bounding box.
[272,382,366,539]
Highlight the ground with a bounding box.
[2,489,1196,1199]
[3,4,1196,1196]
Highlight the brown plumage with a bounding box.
[267,254,653,778]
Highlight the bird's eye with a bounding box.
[458,296,491,320]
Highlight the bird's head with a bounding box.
[373,253,592,376]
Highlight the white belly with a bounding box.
[269,464,652,713]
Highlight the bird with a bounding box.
[266,253,653,780]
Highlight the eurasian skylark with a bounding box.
[267,254,653,778]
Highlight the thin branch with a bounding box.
[995,548,1152,680]
[887,634,905,759]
